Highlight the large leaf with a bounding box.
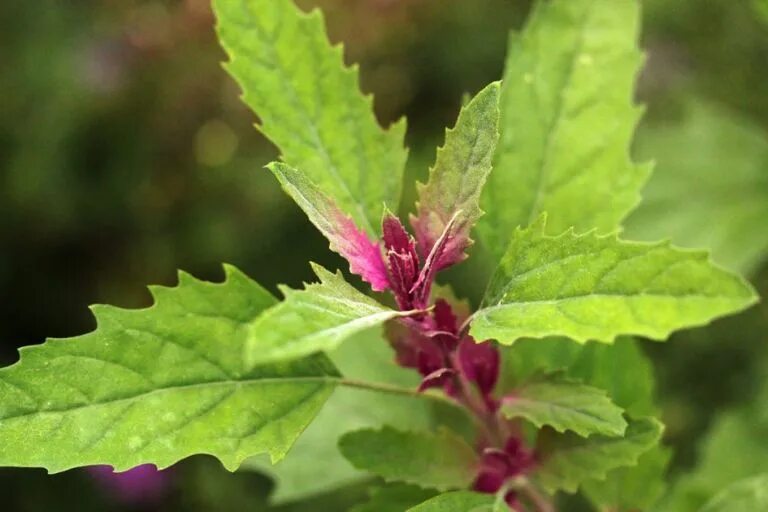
[244,329,431,503]
[338,427,478,491]
[471,220,757,345]
[214,0,408,234]
[407,492,495,512]
[479,0,649,260]
[246,264,411,367]
[0,266,338,472]
[410,81,501,268]
[501,373,626,437]
[267,163,389,291]
[532,417,663,494]
[699,473,768,512]
[625,101,768,275]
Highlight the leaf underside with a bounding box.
[0,266,338,473]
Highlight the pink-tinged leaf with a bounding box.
[418,368,456,392]
[457,337,500,396]
[268,163,389,291]
[410,82,500,270]
[382,212,421,308]
[410,212,460,308]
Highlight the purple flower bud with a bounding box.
[457,337,500,397]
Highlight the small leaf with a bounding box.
[411,81,501,269]
[700,473,768,512]
[214,0,408,234]
[246,264,411,367]
[0,266,338,473]
[338,427,478,491]
[479,0,649,261]
[501,373,627,437]
[471,219,757,345]
[532,417,663,494]
[406,491,495,512]
[351,484,437,512]
[268,162,389,291]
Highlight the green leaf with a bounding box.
[700,473,768,512]
[532,417,663,494]
[266,162,390,291]
[351,484,437,512]
[411,81,501,264]
[625,101,768,275]
[471,219,757,345]
[246,264,410,367]
[581,444,671,512]
[244,329,432,503]
[338,427,478,491]
[407,492,495,512]
[501,373,627,437]
[214,0,408,234]
[0,266,338,472]
[479,0,649,260]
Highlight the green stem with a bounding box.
[338,378,464,410]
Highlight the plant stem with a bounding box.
[338,378,464,410]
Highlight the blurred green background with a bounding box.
[1,0,767,510]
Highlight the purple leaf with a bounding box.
[382,212,421,308]
[410,82,500,270]
[268,163,390,291]
[457,337,500,397]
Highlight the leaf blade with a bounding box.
[214,0,408,233]
[479,0,649,260]
[338,427,479,491]
[411,81,501,268]
[532,417,663,494]
[246,265,409,367]
[501,373,627,437]
[0,266,338,473]
[406,491,495,512]
[471,221,757,345]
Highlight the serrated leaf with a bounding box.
[338,427,478,491]
[582,444,671,512]
[246,264,411,367]
[479,0,649,260]
[471,219,757,345]
[410,81,501,268]
[532,417,663,494]
[0,266,338,473]
[625,101,768,275]
[214,0,408,234]
[244,329,431,503]
[350,484,437,512]
[407,491,495,512]
[267,162,389,291]
[501,373,626,437]
[699,473,768,512]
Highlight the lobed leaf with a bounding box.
[471,219,757,345]
[268,162,389,291]
[246,264,411,367]
[0,266,338,473]
[532,417,663,494]
[410,81,501,269]
[479,0,649,261]
[406,491,495,512]
[338,427,478,491]
[501,373,627,437]
[214,0,408,234]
